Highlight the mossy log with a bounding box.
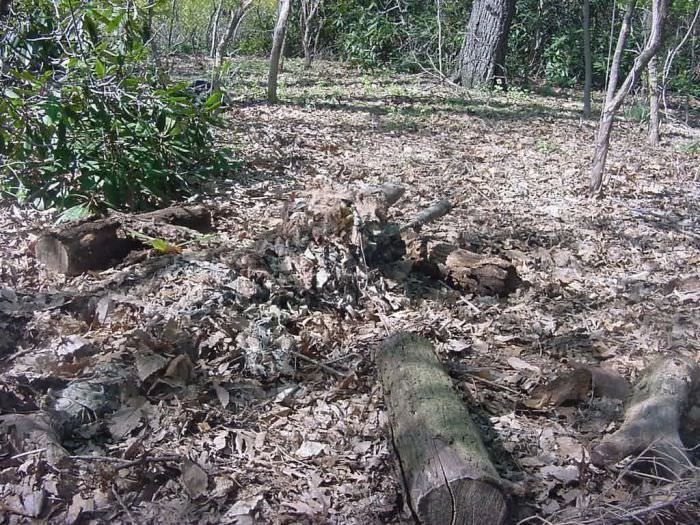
[376,332,508,525]
[35,205,212,275]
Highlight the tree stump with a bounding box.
[376,332,508,525]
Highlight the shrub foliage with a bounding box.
[0,0,229,211]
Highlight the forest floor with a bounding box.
[1,56,699,524]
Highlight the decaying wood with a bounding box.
[402,199,452,231]
[591,356,700,476]
[354,183,405,223]
[35,205,212,275]
[376,332,508,525]
[408,238,520,296]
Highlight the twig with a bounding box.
[10,448,47,460]
[289,350,348,378]
[69,454,181,469]
[111,485,137,525]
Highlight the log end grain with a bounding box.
[418,479,508,525]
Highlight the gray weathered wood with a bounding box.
[376,332,508,525]
[591,356,699,476]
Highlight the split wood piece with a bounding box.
[35,205,212,275]
[591,356,700,477]
[354,183,405,223]
[401,200,452,232]
[376,332,508,525]
[408,238,521,297]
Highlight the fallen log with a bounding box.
[35,205,212,275]
[591,356,700,477]
[376,332,508,525]
[407,238,521,297]
[402,200,452,232]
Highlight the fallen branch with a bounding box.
[591,356,699,477]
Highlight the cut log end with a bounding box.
[418,479,508,525]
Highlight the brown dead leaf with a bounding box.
[180,460,208,499]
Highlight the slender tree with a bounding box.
[583,0,593,118]
[454,0,516,88]
[590,0,670,194]
[268,0,291,102]
[648,53,661,145]
[300,0,323,69]
[212,0,253,91]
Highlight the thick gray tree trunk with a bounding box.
[582,0,592,118]
[590,0,669,194]
[455,0,516,88]
[268,0,292,102]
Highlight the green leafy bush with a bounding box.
[0,0,231,212]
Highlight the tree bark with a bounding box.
[590,0,669,194]
[210,0,224,58]
[582,0,592,118]
[268,0,292,102]
[376,333,508,525]
[455,0,516,89]
[0,0,12,18]
[406,238,521,297]
[648,54,660,145]
[212,0,253,91]
[591,356,699,477]
[300,0,323,69]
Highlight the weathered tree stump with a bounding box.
[376,332,508,525]
[407,238,520,296]
[35,205,212,275]
[591,356,700,477]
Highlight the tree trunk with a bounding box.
[648,54,660,145]
[300,0,323,69]
[590,0,669,194]
[376,333,508,525]
[582,0,592,118]
[210,0,224,58]
[167,0,178,51]
[268,0,292,103]
[212,0,253,91]
[0,0,12,18]
[455,0,516,89]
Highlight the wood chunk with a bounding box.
[591,356,700,476]
[408,239,521,296]
[376,333,508,525]
[35,205,212,275]
[402,200,452,231]
[35,220,138,276]
[126,204,213,232]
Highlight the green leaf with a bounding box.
[204,91,222,110]
[95,58,106,78]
